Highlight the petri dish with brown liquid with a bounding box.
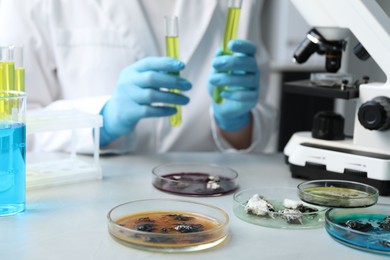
[107,199,229,252]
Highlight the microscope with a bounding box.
[284,0,390,195]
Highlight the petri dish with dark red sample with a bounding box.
[152,163,238,196]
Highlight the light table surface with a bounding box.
[1,152,389,260]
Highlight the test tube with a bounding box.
[0,47,14,91]
[0,46,24,115]
[0,46,23,92]
[165,15,181,127]
[10,46,24,92]
[213,0,243,104]
[0,47,10,114]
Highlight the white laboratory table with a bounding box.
[1,152,389,260]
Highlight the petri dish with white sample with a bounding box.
[233,187,327,229]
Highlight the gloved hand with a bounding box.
[100,57,191,146]
[208,39,260,131]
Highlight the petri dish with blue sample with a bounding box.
[152,163,238,196]
[325,204,390,255]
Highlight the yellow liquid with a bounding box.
[15,68,25,92]
[214,7,241,104]
[0,62,17,116]
[0,65,4,114]
[165,36,181,127]
[222,8,241,55]
[4,61,15,91]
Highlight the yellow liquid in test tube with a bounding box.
[15,68,25,92]
[223,7,241,55]
[213,5,241,104]
[165,16,181,127]
[0,64,4,114]
[166,36,181,127]
[0,46,24,117]
[0,61,16,116]
[3,61,15,91]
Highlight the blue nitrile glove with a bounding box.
[100,57,191,146]
[208,39,260,131]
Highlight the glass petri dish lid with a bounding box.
[233,187,327,229]
[297,180,379,208]
[107,199,229,253]
[152,163,238,196]
[325,204,390,255]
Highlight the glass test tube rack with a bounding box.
[25,109,103,189]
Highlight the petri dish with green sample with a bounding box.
[297,180,379,208]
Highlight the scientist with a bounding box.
[0,0,277,153]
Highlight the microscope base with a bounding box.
[284,132,390,195]
[288,161,390,195]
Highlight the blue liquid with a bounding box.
[0,123,26,216]
[326,213,390,254]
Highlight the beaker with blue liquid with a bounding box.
[0,45,26,216]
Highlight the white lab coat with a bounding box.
[0,0,277,154]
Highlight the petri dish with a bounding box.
[297,180,379,208]
[107,199,229,253]
[325,204,390,255]
[233,187,327,229]
[152,163,238,196]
